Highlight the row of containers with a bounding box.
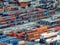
[0,35,19,45]
[0,34,60,45]
[0,26,60,45]
[5,25,60,41]
[0,35,31,45]
[0,31,60,45]
[0,34,34,45]
[1,0,59,9]
[0,7,55,29]
[0,0,60,29]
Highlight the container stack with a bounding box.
[0,0,60,45]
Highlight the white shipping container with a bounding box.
[18,0,31,2]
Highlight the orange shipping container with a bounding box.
[19,2,28,7]
[36,26,50,33]
[6,33,13,36]
[33,33,40,39]
[27,33,34,40]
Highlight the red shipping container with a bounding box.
[12,32,17,37]
[10,23,15,26]
[8,17,16,20]
[37,8,43,13]
[17,32,25,39]
[0,43,7,45]
[0,19,6,22]
[54,26,60,31]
